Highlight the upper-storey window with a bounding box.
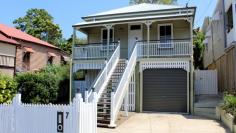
[226,5,233,33]
[101,28,114,44]
[158,24,173,48]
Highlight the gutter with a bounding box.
[82,7,197,20]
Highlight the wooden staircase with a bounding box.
[97,59,127,127]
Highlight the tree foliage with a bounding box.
[193,29,205,69]
[13,8,62,45]
[130,0,177,4]
[0,73,17,104]
[55,35,87,54]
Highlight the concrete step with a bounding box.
[97,123,109,128]
[194,107,217,119]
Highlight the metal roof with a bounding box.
[86,3,184,18]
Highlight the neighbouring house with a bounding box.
[72,3,196,127]
[0,24,69,72]
[0,33,20,77]
[202,0,236,92]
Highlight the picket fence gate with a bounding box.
[0,93,97,133]
[194,70,218,95]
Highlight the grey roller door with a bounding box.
[143,68,187,112]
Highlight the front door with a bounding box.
[128,24,142,57]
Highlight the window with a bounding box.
[158,24,173,48]
[130,25,141,30]
[22,52,30,70]
[74,70,86,81]
[101,29,114,44]
[47,57,54,65]
[226,5,233,33]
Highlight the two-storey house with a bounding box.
[72,3,196,127]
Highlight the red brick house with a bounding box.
[0,24,69,73]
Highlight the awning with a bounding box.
[48,52,56,57]
[23,47,35,53]
[62,56,70,61]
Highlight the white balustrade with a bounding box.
[137,41,192,57]
[74,43,117,60]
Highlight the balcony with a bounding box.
[73,42,119,60]
[137,40,192,58]
[73,40,192,61]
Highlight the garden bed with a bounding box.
[216,93,236,132]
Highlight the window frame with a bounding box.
[101,28,114,44]
[158,23,174,49]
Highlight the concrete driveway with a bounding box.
[98,113,230,133]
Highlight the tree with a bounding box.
[193,29,205,69]
[0,73,17,104]
[13,8,62,45]
[130,0,177,5]
[55,35,87,54]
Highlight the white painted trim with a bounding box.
[101,28,115,43]
[140,61,190,72]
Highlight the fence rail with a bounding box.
[137,41,192,57]
[0,94,97,133]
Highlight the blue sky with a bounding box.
[0,0,217,39]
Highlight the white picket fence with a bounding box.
[194,70,218,95]
[0,93,97,133]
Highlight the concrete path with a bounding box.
[98,113,230,133]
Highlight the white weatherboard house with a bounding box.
[72,3,196,127]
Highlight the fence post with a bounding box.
[73,93,81,133]
[92,92,97,133]
[12,94,21,133]
[124,91,129,117]
[109,92,116,128]
[85,90,88,103]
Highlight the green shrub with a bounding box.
[40,65,70,104]
[15,72,58,104]
[15,64,70,104]
[0,73,17,103]
[222,93,236,123]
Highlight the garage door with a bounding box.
[143,68,187,112]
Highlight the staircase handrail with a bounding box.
[109,42,138,127]
[87,43,120,102]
